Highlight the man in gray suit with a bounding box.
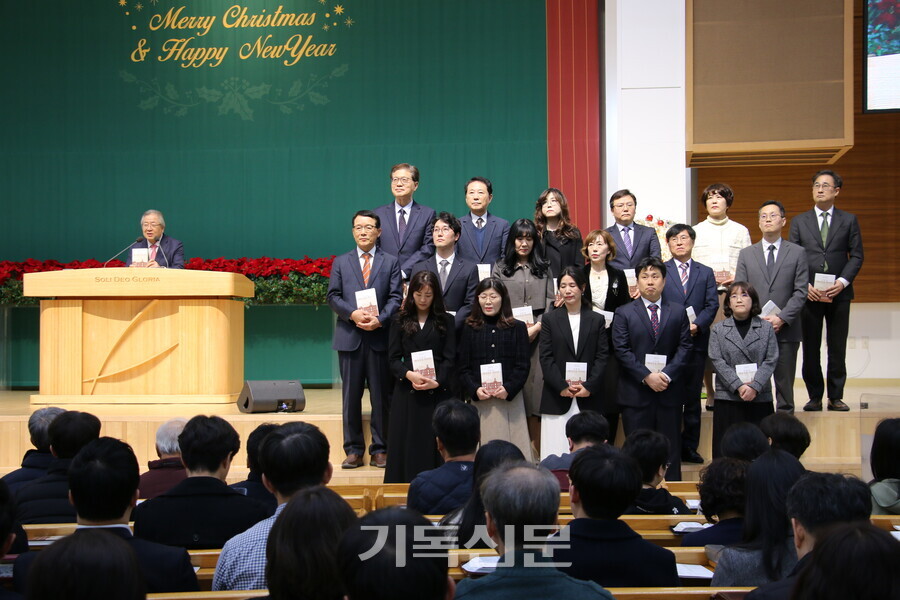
[605,189,661,298]
[789,170,864,412]
[736,200,808,414]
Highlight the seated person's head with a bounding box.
[266,486,357,600]
[786,471,871,559]
[760,413,811,459]
[481,462,560,553]
[697,458,747,524]
[565,410,609,451]
[568,445,641,520]
[154,417,187,459]
[870,417,900,482]
[28,407,66,452]
[68,437,140,523]
[339,507,453,600]
[178,415,240,477]
[49,411,101,459]
[259,422,332,501]
[27,529,145,600]
[0,481,16,555]
[721,422,769,462]
[743,450,805,560]
[245,422,279,474]
[432,400,480,459]
[622,429,670,486]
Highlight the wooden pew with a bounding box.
[148,592,268,600]
[604,588,752,600]
[871,514,900,531]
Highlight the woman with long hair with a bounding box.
[384,270,456,483]
[492,218,556,456]
[869,417,900,515]
[458,278,531,459]
[534,188,584,277]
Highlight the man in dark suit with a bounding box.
[662,224,718,464]
[13,437,198,595]
[736,201,808,414]
[788,170,864,412]
[124,209,184,268]
[326,210,403,468]
[457,176,510,268]
[132,416,270,549]
[373,163,435,278]
[605,189,661,297]
[548,445,679,588]
[2,407,64,496]
[613,257,692,480]
[410,212,479,331]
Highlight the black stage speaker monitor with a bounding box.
[237,380,306,413]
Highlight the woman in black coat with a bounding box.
[384,270,456,483]
[534,188,584,278]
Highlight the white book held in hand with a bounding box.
[760,300,782,317]
[623,268,637,287]
[354,288,379,318]
[736,363,758,384]
[480,363,503,395]
[598,310,614,329]
[645,353,667,374]
[411,350,436,380]
[131,248,149,265]
[685,306,697,324]
[814,273,836,291]
[512,305,535,326]
[565,362,588,387]
[477,264,493,281]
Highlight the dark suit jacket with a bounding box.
[230,471,277,515]
[457,212,510,267]
[326,249,403,353]
[788,208,863,301]
[2,450,53,496]
[541,227,584,277]
[539,306,608,415]
[409,256,479,329]
[373,201,436,275]
[582,264,631,315]
[124,234,184,268]
[735,240,808,343]
[612,298,693,408]
[14,458,76,524]
[662,259,719,352]
[549,518,680,588]
[14,527,198,594]
[605,223,661,270]
[131,476,270,549]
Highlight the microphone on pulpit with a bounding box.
[157,240,169,268]
[103,237,144,268]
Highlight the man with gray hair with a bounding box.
[454,462,614,600]
[125,209,184,268]
[2,407,65,495]
[139,418,188,499]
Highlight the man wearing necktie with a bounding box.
[457,176,510,268]
[372,163,436,279]
[125,209,185,269]
[605,190,661,298]
[789,171,864,412]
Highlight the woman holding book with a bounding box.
[384,270,456,483]
[458,278,532,459]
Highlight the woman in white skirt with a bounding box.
[538,266,609,459]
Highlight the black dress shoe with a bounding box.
[803,400,823,411]
[682,449,704,464]
[827,399,850,411]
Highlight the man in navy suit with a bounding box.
[457,176,510,269]
[605,190,661,297]
[327,210,403,468]
[373,163,435,278]
[613,257,692,480]
[662,225,718,464]
[409,212,479,331]
[125,209,184,268]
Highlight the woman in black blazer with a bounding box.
[538,266,609,459]
[581,229,631,442]
[384,270,457,483]
[534,188,584,278]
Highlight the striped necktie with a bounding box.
[680,263,689,292]
[649,303,659,338]
[362,253,371,286]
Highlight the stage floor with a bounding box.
[1,380,898,484]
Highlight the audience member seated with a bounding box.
[760,413,811,459]
[132,415,269,549]
[266,486,357,600]
[454,462,614,599]
[214,422,332,591]
[869,417,900,515]
[0,481,23,600]
[229,422,279,514]
[25,529,145,600]
[2,407,65,495]
[622,429,691,515]
[682,457,747,547]
[548,445,680,587]
[747,471,871,600]
[720,421,770,462]
[540,410,609,491]
[15,410,101,524]
[711,449,805,586]
[407,400,479,516]
[138,417,188,499]
[441,439,525,549]
[14,437,198,595]
[789,521,900,600]
[339,507,455,600]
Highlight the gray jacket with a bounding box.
[709,316,778,403]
